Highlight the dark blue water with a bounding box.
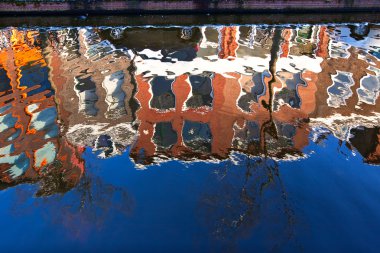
[2,138,380,252]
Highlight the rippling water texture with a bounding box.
[1,23,380,252]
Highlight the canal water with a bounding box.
[0,23,380,252]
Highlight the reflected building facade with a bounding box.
[0,29,84,194]
[0,23,380,192]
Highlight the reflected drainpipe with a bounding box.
[260,28,283,155]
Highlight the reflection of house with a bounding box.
[129,24,380,165]
[44,28,137,157]
[1,24,380,171]
[88,24,377,165]
[0,29,84,193]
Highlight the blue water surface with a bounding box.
[1,136,380,253]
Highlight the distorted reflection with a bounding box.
[0,23,380,251]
